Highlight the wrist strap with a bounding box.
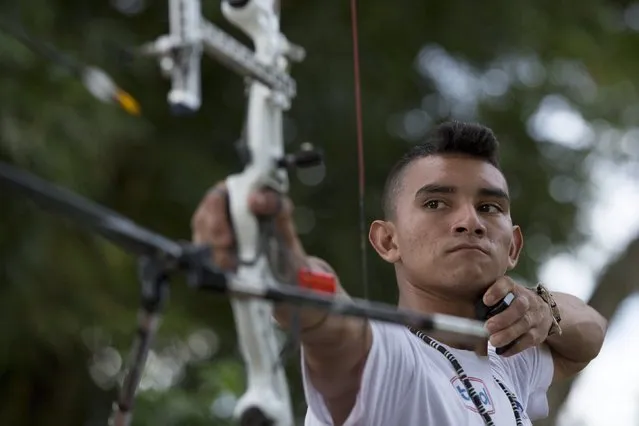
[535,283,562,337]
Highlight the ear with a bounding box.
[369,220,401,263]
[507,225,524,270]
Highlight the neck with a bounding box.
[398,281,488,356]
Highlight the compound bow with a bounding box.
[0,1,491,425]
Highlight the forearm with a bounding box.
[273,256,372,399]
[272,256,358,350]
[276,288,371,389]
[545,292,607,364]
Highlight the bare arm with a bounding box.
[273,257,372,425]
[544,292,607,382]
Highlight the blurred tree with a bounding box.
[1,0,638,425]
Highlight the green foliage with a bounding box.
[1,0,638,424]
[131,358,244,426]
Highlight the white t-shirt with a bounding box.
[301,320,554,425]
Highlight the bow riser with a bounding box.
[221,1,295,424]
[140,1,298,423]
[225,82,292,423]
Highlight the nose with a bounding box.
[451,204,486,237]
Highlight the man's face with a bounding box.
[376,154,522,298]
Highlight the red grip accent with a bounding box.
[297,268,337,294]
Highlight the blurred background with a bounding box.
[1,0,638,425]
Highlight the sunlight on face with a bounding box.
[392,154,521,298]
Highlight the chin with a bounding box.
[443,268,494,294]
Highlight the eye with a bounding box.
[478,203,503,213]
[424,200,446,209]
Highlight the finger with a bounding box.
[212,248,237,271]
[275,197,305,254]
[200,184,235,248]
[192,183,228,233]
[497,332,536,357]
[483,276,516,306]
[248,189,284,217]
[249,189,304,255]
[495,338,519,356]
[191,183,237,271]
[485,294,530,334]
[489,310,534,348]
[191,224,237,271]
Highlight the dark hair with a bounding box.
[381,121,501,219]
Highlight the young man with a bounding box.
[191,121,607,425]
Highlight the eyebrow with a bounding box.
[415,184,510,201]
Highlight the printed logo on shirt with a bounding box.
[450,377,495,414]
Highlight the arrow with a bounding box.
[0,18,140,116]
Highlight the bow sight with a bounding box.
[139,0,302,114]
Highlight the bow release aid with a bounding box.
[475,291,518,355]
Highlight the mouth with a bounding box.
[448,244,489,255]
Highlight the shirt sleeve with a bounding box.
[301,321,417,426]
[490,344,554,420]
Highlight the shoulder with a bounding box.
[302,321,427,426]
[367,321,446,361]
[369,320,414,342]
[367,321,421,366]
